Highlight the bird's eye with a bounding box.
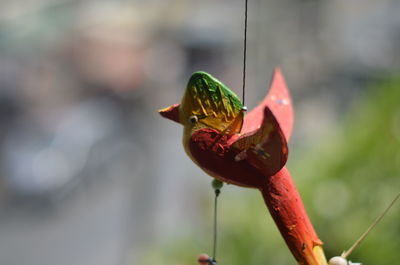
[189,115,198,123]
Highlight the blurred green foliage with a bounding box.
[143,78,400,265]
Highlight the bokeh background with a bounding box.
[0,0,399,265]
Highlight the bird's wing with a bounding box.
[188,127,267,188]
[181,72,244,134]
[229,106,288,177]
[241,68,293,141]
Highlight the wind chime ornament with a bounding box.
[159,68,400,265]
[159,67,400,264]
[160,69,328,265]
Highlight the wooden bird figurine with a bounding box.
[159,69,328,265]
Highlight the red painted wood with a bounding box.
[260,167,323,265]
[159,69,326,265]
[189,128,265,188]
[189,106,288,188]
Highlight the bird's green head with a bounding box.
[159,72,244,134]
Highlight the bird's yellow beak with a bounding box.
[159,104,181,124]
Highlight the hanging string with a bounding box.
[199,2,248,265]
[212,188,220,261]
[211,180,223,264]
[341,192,400,259]
[242,0,249,106]
[197,181,221,265]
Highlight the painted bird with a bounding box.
[159,69,328,265]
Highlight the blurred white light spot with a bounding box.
[276,99,288,105]
[314,179,350,219]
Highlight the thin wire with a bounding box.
[342,192,400,259]
[209,1,248,260]
[242,0,248,105]
[212,189,220,261]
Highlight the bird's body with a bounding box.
[159,69,327,265]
